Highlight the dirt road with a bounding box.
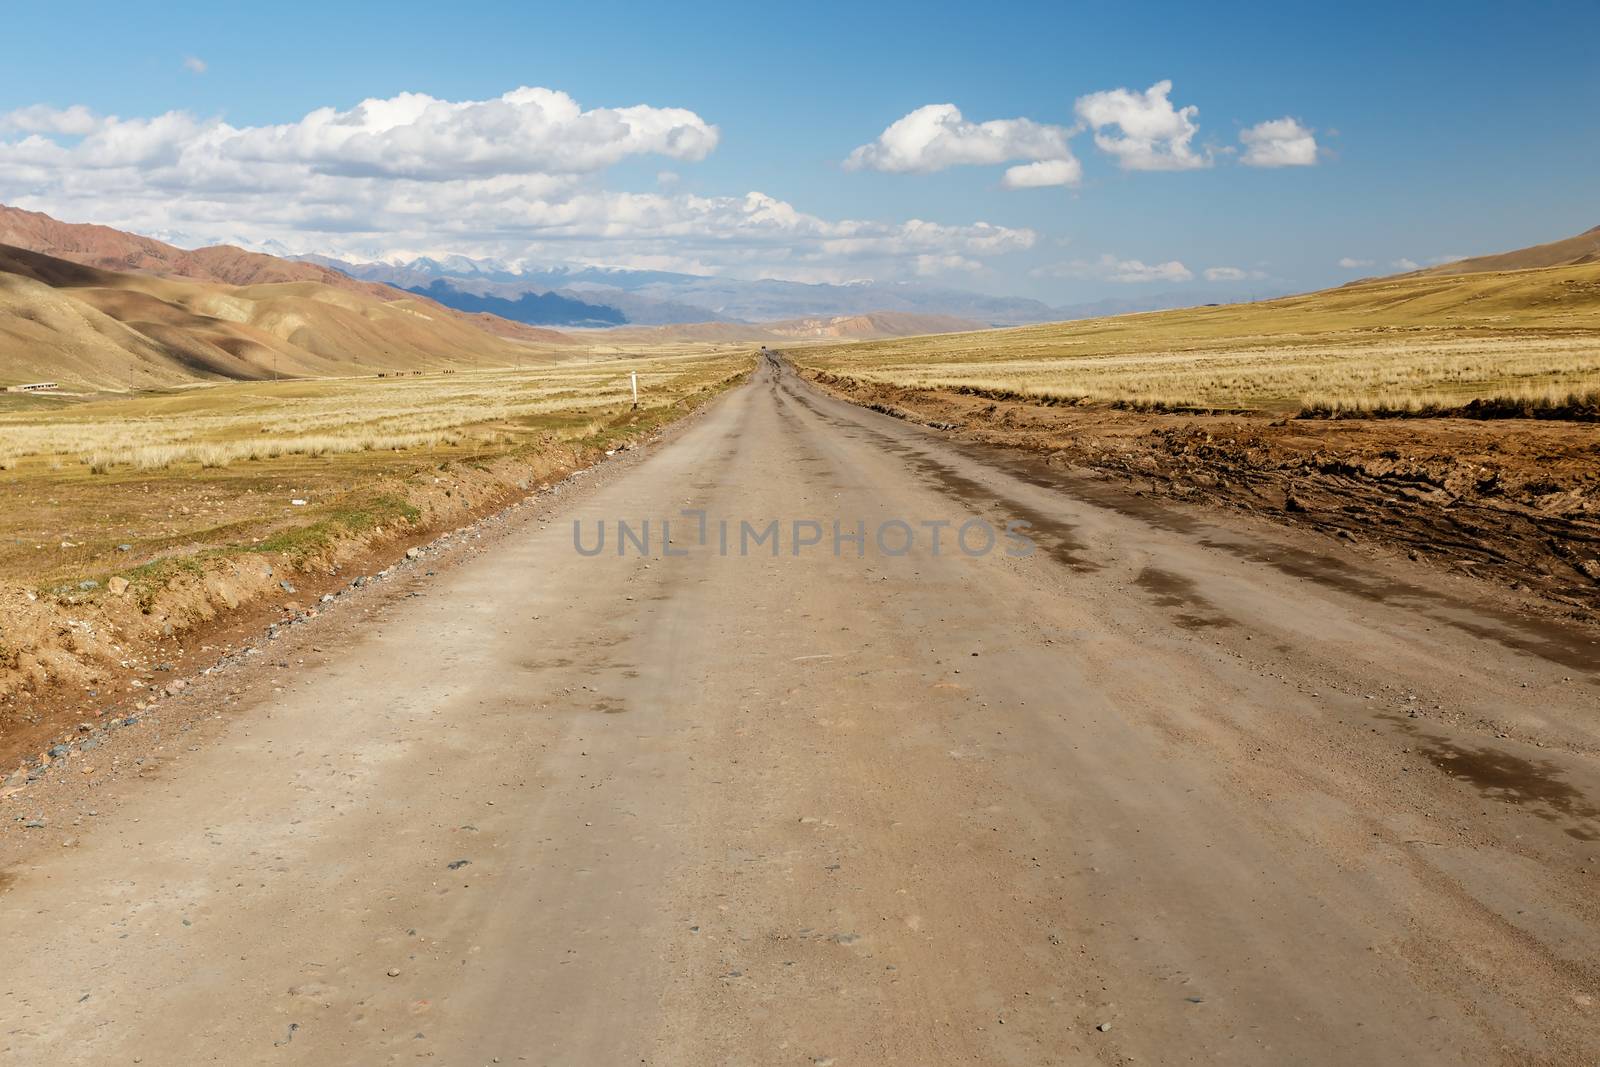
[3,356,1598,1065]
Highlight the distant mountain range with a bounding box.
[589,312,989,345]
[302,253,1070,328]
[9,201,1596,393]
[0,205,1010,389]
[404,279,625,328]
[0,202,1288,332]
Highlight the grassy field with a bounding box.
[791,263,1600,414]
[0,349,749,590]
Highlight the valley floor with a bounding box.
[1,357,1597,1064]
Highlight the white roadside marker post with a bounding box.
[631,371,639,409]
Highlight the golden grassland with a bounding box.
[0,352,739,470]
[791,263,1600,414]
[0,349,750,588]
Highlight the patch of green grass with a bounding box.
[124,553,214,612]
[106,493,424,612]
[244,494,421,561]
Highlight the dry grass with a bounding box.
[793,263,1600,414]
[0,349,751,587]
[1299,386,1600,421]
[0,353,740,473]
[81,432,469,473]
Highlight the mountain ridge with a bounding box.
[1415,224,1600,277]
[583,312,988,345]
[316,252,1065,327]
[0,204,409,301]
[0,241,573,391]
[404,279,626,328]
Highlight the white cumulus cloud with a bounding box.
[1036,254,1194,283]
[850,85,1316,186]
[1000,158,1082,188]
[845,103,1080,187]
[914,253,984,275]
[183,56,207,75]
[0,89,1034,282]
[1392,257,1421,271]
[0,103,104,136]
[1239,117,1317,167]
[816,216,1035,259]
[1338,257,1375,269]
[228,87,720,179]
[1074,80,1208,171]
[1105,256,1193,283]
[0,87,720,187]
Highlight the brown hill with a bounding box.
[0,203,408,299]
[1417,224,1600,276]
[0,243,573,390]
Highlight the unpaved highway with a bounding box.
[3,356,1599,1065]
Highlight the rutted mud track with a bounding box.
[804,370,1600,614]
[2,356,1598,1065]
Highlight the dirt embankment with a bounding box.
[0,376,745,770]
[0,445,590,772]
[805,371,1600,614]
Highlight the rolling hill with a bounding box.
[0,204,407,299]
[808,256,1600,365]
[790,254,1600,415]
[1416,223,1600,276]
[0,243,574,391]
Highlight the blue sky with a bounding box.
[2,0,1596,303]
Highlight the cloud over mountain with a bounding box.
[1034,254,1195,283]
[0,87,1034,283]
